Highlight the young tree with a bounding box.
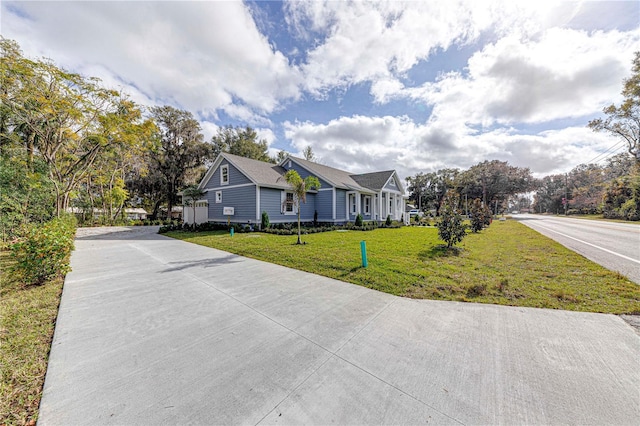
[283,169,321,244]
[469,198,487,232]
[211,125,272,162]
[436,190,468,249]
[589,52,640,166]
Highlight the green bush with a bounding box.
[355,214,364,227]
[261,211,270,229]
[436,191,468,248]
[10,215,77,285]
[385,215,392,226]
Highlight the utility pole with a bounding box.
[564,173,568,216]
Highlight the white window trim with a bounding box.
[215,191,222,203]
[220,165,229,185]
[364,196,371,215]
[282,191,296,215]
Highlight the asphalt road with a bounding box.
[515,214,640,284]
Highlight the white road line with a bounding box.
[531,222,640,265]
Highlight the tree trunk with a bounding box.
[296,208,302,244]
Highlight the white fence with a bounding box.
[183,205,208,224]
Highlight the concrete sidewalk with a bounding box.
[39,226,640,425]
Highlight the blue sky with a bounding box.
[2,1,639,180]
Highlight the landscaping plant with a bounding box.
[437,190,468,248]
[10,215,76,285]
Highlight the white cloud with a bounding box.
[381,27,639,128]
[287,0,589,96]
[284,115,624,180]
[2,1,301,121]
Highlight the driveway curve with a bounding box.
[39,226,640,425]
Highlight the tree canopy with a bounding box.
[148,106,211,219]
[589,51,640,165]
[211,125,272,162]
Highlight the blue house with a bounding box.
[193,153,406,227]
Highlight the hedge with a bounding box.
[10,215,77,285]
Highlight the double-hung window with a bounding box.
[220,165,229,185]
[283,191,295,214]
[364,196,371,215]
[215,191,222,203]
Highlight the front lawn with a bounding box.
[167,220,640,314]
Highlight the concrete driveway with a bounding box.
[39,227,640,425]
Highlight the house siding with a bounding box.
[384,177,399,192]
[204,160,252,190]
[208,185,256,222]
[315,190,333,221]
[260,187,290,223]
[283,161,331,189]
[336,189,347,221]
[260,188,317,223]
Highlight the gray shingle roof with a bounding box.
[351,170,395,191]
[222,153,290,189]
[288,156,376,193]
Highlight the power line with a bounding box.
[584,140,626,165]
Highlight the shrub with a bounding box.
[385,215,392,226]
[355,214,364,227]
[469,198,486,232]
[436,190,468,248]
[261,211,270,229]
[10,215,77,285]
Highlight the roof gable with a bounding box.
[200,153,289,190]
[351,170,396,192]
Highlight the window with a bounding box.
[283,191,295,214]
[364,196,371,215]
[349,193,356,214]
[215,191,222,203]
[220,165,229,185]
[389,178,396,187]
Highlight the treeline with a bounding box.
[0,39,274,240]
[533,153,639,219]
[405,160,537,217]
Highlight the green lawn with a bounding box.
[167,220,640,314]
[0,250,63,425]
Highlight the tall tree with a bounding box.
[406,169,459,215]
[149,106,211,219]
[283,169,320,244]
[303,145,317,162]
[0,38,151,216]
[457,160,536,213]
[533,174,566,214]
[589,51,640,166]
[211,125,272,162]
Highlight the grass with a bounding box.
[167,220,640,314]
[0,249,63,425]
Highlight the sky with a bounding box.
[2,1,639,182]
